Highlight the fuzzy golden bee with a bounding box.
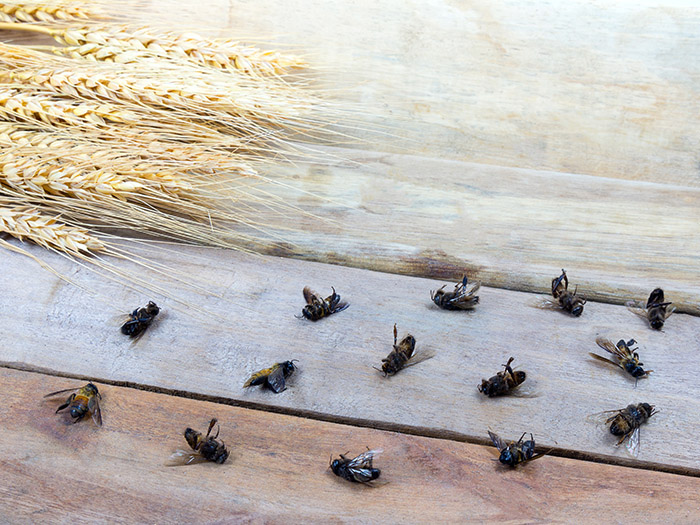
[297,286,348,321]
[430,275,480,310]
[44,382,102,426]
[374,324,433,377]
[120,300,160,338]
[243,360,298,393]
[536,269,585,316]
[488,430,546,468]
[626,288,674,330]
[589,337,652,385]
[478,357,527,397]
[593,403,657,457]
[168,418,229,465]
[330,449,382,484]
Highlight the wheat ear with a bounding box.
[0,1,102,24]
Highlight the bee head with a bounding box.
[329,458,341,474]
[571,304,584,317]
[650,319,664,330]
[145,301,160,316]
[85,383,99,396]
[431,289,444,304]
[640,403,656,417]
[514,371,527,383]
[499,449,515,467]
[284,360,298,374]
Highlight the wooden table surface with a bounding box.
[2,1,700,523]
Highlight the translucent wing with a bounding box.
[488,430,507,452]
[88,395,103,427]
[43,387,78,398]
[404,350,436,369]
[266,365,287,393]
[331,302,349,314]
[625,300,649,321]
[623,427,641,458]
[533,297,561,310]
[595,337,622,357]
[347,449,382,470]
[588,352,620,369]
[585,409,622,426]
[664,305,676,320]
[166,449,207,467]
[302,286,322,305]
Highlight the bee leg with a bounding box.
[55,394,75,414]
[516,432,527,446]
[393,324,397,346]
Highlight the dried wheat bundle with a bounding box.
[0,1,102,24]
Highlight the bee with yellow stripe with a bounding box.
[243,360,298,393]
[44,382,102,426]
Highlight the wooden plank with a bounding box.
[1,240,699,473]
[254,147,700,312]
[2,366,700,523]
[131,0,700,188]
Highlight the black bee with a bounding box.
[243,360,298,393]
[626,288,675,330]
[430,275,480,310]
[330,449,382,483]
[488,431,546,468]
[594,403,657,457]
[297,286,348,321]
[168,418,229,465]
[44,382,102,426]
[536,269,585,316]
[478,357,527,397]
[589,337,652,385]
[374,324,433,377]
[120,301,160,338]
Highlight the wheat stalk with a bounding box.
[0,1,102,24]
[0,203,104,254]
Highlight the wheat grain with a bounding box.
[0,203,104,254]
[0,1,101,24]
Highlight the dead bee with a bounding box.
[594,403,657,457]
[536,269,585,316]
[590,337,652,384]
[430,275,480,310]
[626,288,675,330]
[44,382,102,426]
[488,430,546,468]
[120,301,160,338]
[478,357,527,397]
[330,449,382,484]
[168,418,229,465]
[374,324,433,377]
[243,360,298,393]
[296,286,348,321]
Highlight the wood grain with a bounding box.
[128,0,700,188]
[2,240,699,473]
[2,366,700,524]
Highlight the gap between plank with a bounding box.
[4,360,698,479]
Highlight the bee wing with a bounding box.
[302,286,322,305]
[347,449,382,470]
[625,301,649,320]
[594,338,620,356]
[586,409,622,425]
[487,430,507,452]
[533,297,561,310]
[331,301,349,314]
[404,350,436,369]
[88,394,103,427]
[664,305,676,320]
[266,365,287,393]
[623,427,641,458]
[588,352,621,369]
[43,387,79,398]
[165,449,207,466]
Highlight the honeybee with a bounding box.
[243,360,298,393]
[330,449,382,484]
[44,382,102,426]
[167,418,229,465]
[430,275,480,310]
[120,301,160,338]
[589,337,652,384]
[297,286,348,321]
[536,269,585,316]
[626,288,675,330]
[593,403,657,457]
[478,357,527,397]
[487,430,546,468]
[374,324,433,377]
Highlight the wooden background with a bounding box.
[2,0,700,522]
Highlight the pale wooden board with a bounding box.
[1,240,699,473]
[2,367,700,524]
[252,146,700,313]
[128,0,700,188]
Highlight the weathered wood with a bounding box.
[134,0,700,188]
[253,146,700,312]
[1,241,699,473]
[2,367,700,524]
